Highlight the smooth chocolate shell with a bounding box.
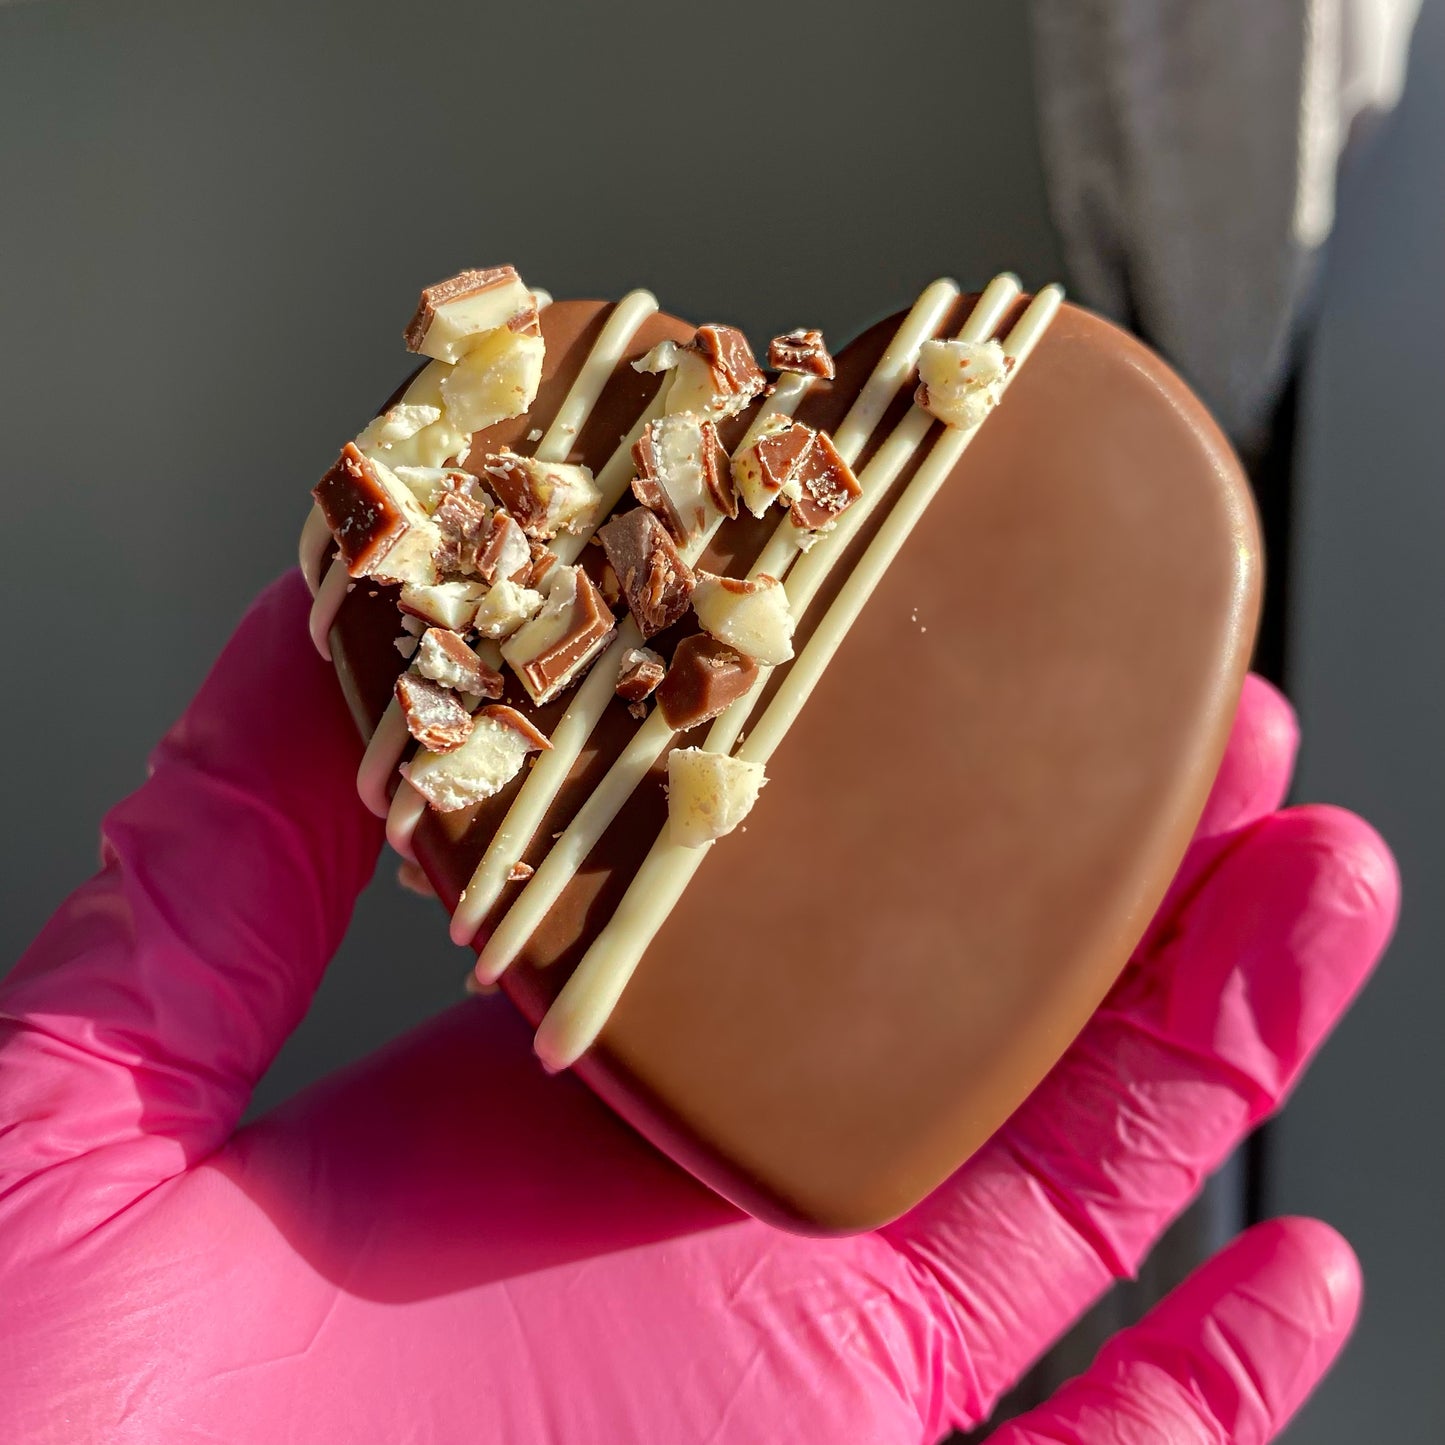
[327,292,1260,1232]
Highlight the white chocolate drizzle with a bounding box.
[445,363,842,946]
[532,281,1063,1071]
[471,279,967,979]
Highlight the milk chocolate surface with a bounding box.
[325,293,1260,1232]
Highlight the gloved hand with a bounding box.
[0,573,1397,1445]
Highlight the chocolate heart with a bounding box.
[304,279,1260,1233]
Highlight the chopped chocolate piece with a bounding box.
[398,579,487,631]
[480,448,602,540]
[395,672,474,753]
[475,508,533,586]
[403,265,537,363]
[355,402,442,454]
[691,572,795,665]
[730,419,861,528]
[472,578,545,640]
[405,703,551,813]
[631,339,681,374]
[628,699,650,720]
[597,507,697,639]
[666,748,768,847]
[527,541,560,590]
[314,442,440,585]
[417,628,504,698]
[656,634,759,731]
[395,633,419,659]
[915,337,1008,431]
[767,328,836,380]
[439,326,546,433]
[615,645,666,703]
[665,324,767,420]
[784,428,862,530]
[392,465,473,512]
[500,564,616,705]
[507,861,535,882]
[631,414,735,542]
[729,416,815,518]
[431,484,491,576]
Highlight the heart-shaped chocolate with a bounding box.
[304,276,1260,1233]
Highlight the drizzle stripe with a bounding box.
[471,280,965,976]
[533,283,1062,1071]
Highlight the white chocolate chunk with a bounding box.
[631,339,680,374]
[666,748,767,848]
[359,362,471,470]
[392,466,472,513]
[407,711,539,812]
[412,273,537,364]
[416,629,483,690]
[632,413,724,542]
[915,338,1008,430]
[440,328,546,433]
[356,403,441,451]
[472,578,544,639]
[690,572,795,665]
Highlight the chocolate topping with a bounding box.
[314,442,438,583]
[395,672,474,753]
[416,627,504,699]
[480,448,600,541]
[655,634,759,731]
[597,508,696,639]
[785,428,862,530]
[404,265,527,354]
[431,484,490,577]
[615,646,666,704]
[500,565,616,705]
[475,509,532,586]
[767,327,836,380]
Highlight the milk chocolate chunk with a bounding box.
[667,747,768,847]
[404,265,537,363]
[392,465,473,512]
[395,672,474,753]
[475,509,533,586]
[915,337,1008,431]
[656,634,759,731]
[615,645,666,703]
[398,579,487,631]
[691,572,795,665]
[767,327,835,380]
[597,507,697,638]
[406,703,551,813]
[730,417,815,518]
[480,449,602,541]
[314,442,440,585]
[631,414,735,542]
[431,484,491,577]
[508,861,536,882]
[500,564,616,705]
[416,627,504,698]
[526,541,559,590]
[784,428,862,531]
[665,324,767,420]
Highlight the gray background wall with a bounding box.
[0,1,1438,1440]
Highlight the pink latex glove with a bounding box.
[0,573,1397,1445]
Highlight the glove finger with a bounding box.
[0,572,382,1225]
[987,1218,1360,1445]
[1138,672,1299,956]
[879,804,1396,1430]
